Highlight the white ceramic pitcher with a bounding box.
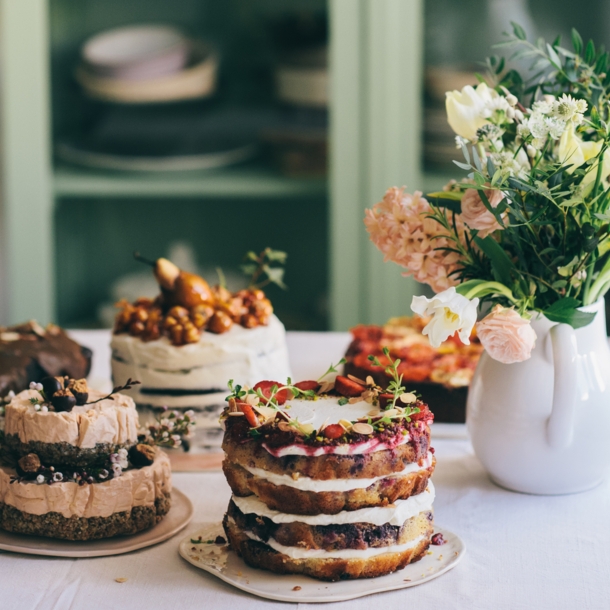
[466,299,610,494]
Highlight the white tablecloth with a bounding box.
[2,331,609,610]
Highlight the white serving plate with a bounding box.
[179,522,465,603]
[0,488,192,558]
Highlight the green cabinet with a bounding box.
[0,0,424,330]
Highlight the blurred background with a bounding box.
[0,0,608,332]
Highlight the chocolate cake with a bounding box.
[0,321,92,398]
[344,317,483,423]
[220,361,437,582]
[0,377,172,540]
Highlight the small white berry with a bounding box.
[36,475,45,484]
[41,405,48,413]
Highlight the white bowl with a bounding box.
[82,25,189,81]
[76,41,218,104]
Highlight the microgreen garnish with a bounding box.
[368,348,420,419]
[226,380,247,402]
[337,397,349,406]
[241,248,288,290]
[368,348,405,408]
[317,358,347,382]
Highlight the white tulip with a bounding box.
[445,82,498,141]
[411,288,479,347]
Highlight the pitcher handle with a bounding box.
[546,323,578,449]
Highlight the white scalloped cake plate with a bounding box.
[179,522,465,603]
[0,488,192,558]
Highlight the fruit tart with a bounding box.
[344,316,483,422]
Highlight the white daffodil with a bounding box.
[445,82,498,141]
[411,288,479,347]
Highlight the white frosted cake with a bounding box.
[111,314,290,411]
[111,255,291,450]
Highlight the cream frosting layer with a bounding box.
[4,389,139,449]
[243,527,426,560]
[242,452,434,492]
[0,451,171,519]
[110,314,291,408]
[232,482,435,526]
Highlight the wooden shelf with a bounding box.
[53,164,328,199]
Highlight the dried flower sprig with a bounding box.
[144,408,195,450]
[86,378,141,405]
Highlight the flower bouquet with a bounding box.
[365,24,610,364]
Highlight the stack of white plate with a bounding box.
[76,25,218,104]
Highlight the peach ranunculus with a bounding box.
[364,188,466,293]
[460,187,505,237]
[476,305,537,364]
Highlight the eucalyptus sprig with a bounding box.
[241,248,288,290]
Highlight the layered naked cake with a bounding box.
[345,317,483,422]
[221,366,436,581]
[0,377,172,540]
[111,254,291,449]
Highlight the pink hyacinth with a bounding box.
[364,187,465,293]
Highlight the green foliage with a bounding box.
[424,24,610,326]
[241,247,288,290]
